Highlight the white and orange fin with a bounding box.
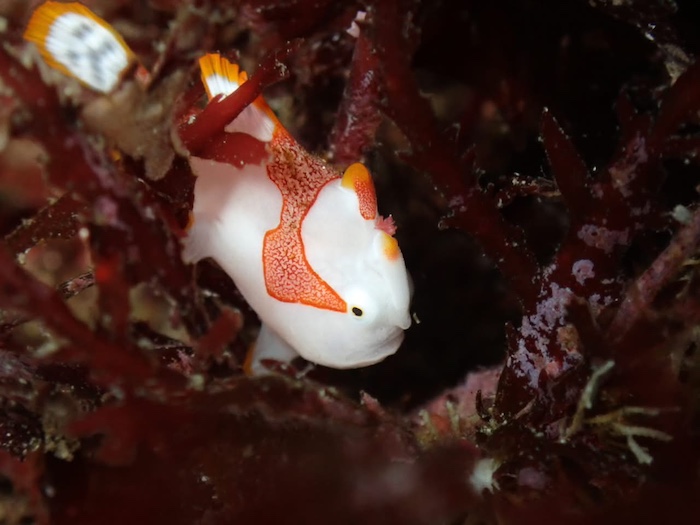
[198,53,280,143]
[24,1,135,94]
[244,324,299,376]
[181,215,216,263]
[198,53,245,100]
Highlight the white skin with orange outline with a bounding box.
[188,54,411,373]
[24,2,413,374]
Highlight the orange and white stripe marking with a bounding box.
[24,1,134,93]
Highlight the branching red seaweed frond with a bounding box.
[386,7,700,510]
[4,193,87,258]
[328,20,381,166]
[540,110,595,222]
[0,271,95,334]
[609,203,700,339]
[0,245,154,385]
[495,81,687,415]
[368,0,540,307]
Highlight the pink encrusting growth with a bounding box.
[571,260,595,286]
[577,225,630,255]
[376,215,397,236]
[510,282,580,388]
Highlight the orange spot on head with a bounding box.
[381,232,400,261]
[341,163,377,220]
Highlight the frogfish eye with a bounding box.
[351,306,364,317]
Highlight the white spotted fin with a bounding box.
[24,1,136,94]
[198,53,280,143]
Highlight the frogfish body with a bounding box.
[186,55,412,373]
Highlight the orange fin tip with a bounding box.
[198,53,280,142]
[198,53,246,100]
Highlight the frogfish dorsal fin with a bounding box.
[198,53,280,143]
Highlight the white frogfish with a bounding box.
[23,2,413,375]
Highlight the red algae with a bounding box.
[1,0,700,524]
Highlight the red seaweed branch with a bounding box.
[368,0,540,307]
[610,204,700,338]
[328,22,382,165]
